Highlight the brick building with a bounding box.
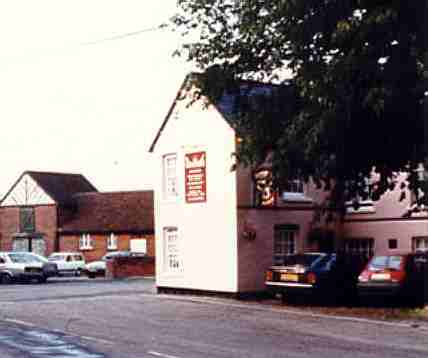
[0,171,155,264]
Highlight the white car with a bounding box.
[0,251,58,284]
[48,252,85,276]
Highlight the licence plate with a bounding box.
[280,273,299,282]
[371,273,391,281]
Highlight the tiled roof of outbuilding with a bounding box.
[60,191,154,233]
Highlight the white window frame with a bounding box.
[281,179,312,202]
[412,236,428,253]
[344,238,374,258]
[79,234,92,250]
[273,226,297,265]
[163,153,178,200]
[163,227,181,273]
[107,233,118,250]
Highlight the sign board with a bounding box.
[184,151,207,203]
[130,239,147,254]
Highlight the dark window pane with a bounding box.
[20,207,35,233]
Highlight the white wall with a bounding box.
[153,95,239,293]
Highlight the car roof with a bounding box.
[49,252,82,255]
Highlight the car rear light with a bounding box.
[306,272,317,284]
[265,270,273,281]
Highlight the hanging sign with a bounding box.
[184,151,207,203]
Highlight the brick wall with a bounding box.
[59,233,155,262]
[106,256,155,279]
[0,205,57,255]
[0,207,19,251]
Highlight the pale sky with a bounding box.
[0,0,192,196]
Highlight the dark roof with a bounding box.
[148,73,294,152]
[60,191,154,233]
[28,171,97,206]
[0,171,97,206]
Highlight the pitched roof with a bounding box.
[60,191,154,233]
[28,171,97,205]
[0,171,97,206]
[148,72,295,152]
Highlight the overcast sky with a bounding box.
[0,0,192,196]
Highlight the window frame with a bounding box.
[163,227,181,273]
[280,180,312,203]
[273,225,297,265]
[107,233,118,250]
[79,234,93,250]
[412,236,428,253]
[344,238,375,259]
[19,206,35,233]
[163,153,179,201]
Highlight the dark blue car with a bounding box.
[265,252,367,304]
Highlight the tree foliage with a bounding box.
[172,0,428,211]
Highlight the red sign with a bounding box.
[185,151,207,203]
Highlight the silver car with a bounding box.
[0,252,58,284]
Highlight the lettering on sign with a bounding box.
[185,151,207,203]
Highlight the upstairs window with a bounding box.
[281,180,312,202]
[20,207,35,233]
[107,233,117,250]
[79,234,92,250]
[163,154,178,200]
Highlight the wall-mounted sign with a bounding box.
[185,151,207,203]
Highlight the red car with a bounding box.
[357,252,428,306]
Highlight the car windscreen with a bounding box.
[368,256,403,270]
[8,253,37,263]
[282,254,325,267]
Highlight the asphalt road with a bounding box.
[0,278,427,358]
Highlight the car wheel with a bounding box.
[75,269,82,277]
[87,273,96,279]
[0,273,13,285]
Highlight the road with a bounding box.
[0,278,427,357]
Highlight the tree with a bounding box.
[172,0,428,213]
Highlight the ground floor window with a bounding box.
[412,237,428,252]
[79,234,92,250]
[344,238,374,259]
[273,225,297,265]
[107,233,118,250]
[163,227,180,273]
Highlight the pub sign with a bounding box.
[184,151,207,203]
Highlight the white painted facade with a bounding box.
[1,174,54,207]
[152,91,241,293]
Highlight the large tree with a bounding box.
[172,0,428,212]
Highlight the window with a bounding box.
[413,237,428,252]
[79,234,92,250]
[107,233,117,250]
[344,238,374,259]
[20,207,35,233]
[163,154,178,200]
[163,227,180,273]
[280,180,312,202]
[388,239,398,250]
[273,225,297,265]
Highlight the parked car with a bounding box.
[84,251,133,278]
[48,252,85,276]
[357,252,428,306]
[265,252,368,304]
[0,251,58,284]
